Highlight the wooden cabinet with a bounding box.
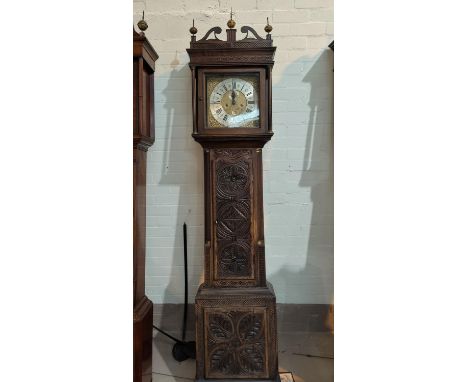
[133,28,158,382]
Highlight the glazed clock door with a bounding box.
[197,67,268,135]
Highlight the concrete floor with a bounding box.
[151,329,333,381]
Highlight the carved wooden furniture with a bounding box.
[133,27,158,382]
[187,16,279,381]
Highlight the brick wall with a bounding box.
[134,0,333,304]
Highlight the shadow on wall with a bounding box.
[153,52,204,378]
[157,52,204,306]
[151,52,202,374]
[266,48,334,315]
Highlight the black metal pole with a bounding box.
[182,222,188,341]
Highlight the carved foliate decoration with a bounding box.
[215,149,252,160]
[205,309,267,378]
[214,149,254,281]
[195,284,278,379]
[188,54,275,65]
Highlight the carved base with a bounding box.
[195,283,278,380]
[196,377,280,382]
[134,295,153,382]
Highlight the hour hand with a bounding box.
[231,89,236,105]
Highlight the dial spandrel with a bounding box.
[206,74,260,128]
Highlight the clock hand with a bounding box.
[231,79,237,106]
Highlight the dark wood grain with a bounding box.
[187,24,279,381]
[134,27,158,382]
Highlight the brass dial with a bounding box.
[207,75,259,128]
[221,89,247,116]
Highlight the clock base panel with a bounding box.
[196,377,280,382]
[195,283,279,380]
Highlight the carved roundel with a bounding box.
[218,241,251,277]
[217,162,249,198]
[216,201,250,240]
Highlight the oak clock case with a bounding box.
[187,19,279,382]
[133,27,158,382]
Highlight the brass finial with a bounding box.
[227,7,236,29]
[189,19,198,35]
[137,11,148,32]
[264,17,272,33]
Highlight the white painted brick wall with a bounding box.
[134,0,333,304]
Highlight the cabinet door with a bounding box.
[212,149,258,287]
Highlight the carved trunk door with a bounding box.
[212,149,260,287]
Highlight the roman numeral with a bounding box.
[216,108,223,114]
[246,108,252,113]
[223,115,228,121]
[248,100,255,104]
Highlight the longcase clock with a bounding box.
[133,24,158,382]
[187,15,279,381]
